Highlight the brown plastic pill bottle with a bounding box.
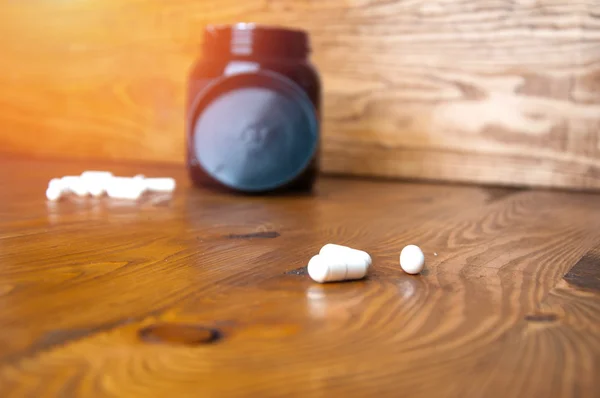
[186,24,321,193]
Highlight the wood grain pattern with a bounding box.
[0,1,599,189]
[0,155,599,397]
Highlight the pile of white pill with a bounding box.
[46,171,176,201]
[307,244,372,283]
[306,243,426,283]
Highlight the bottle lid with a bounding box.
[203,23,310,59]
[189,71,318,192]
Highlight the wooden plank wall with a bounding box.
[0,1,599,190]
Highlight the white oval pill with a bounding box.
[144,178,176,192]
[61,176,88,196]
[46,178,68,201]
[400,245,425,274]
[319,243,372,267]
[48,178,65,190]
[46,185,63,201]
[106,177,146,200]
[307,254,368,283]
[81,171,113,197]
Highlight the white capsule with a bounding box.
[80,171,113,197]
[106,177,146,200]
[307,254,369,283]
[319,243,372,268]
[61,176,88,196]
[143,177,176,193]
[400,245,425,274]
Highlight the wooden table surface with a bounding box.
[0,156,599,397]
